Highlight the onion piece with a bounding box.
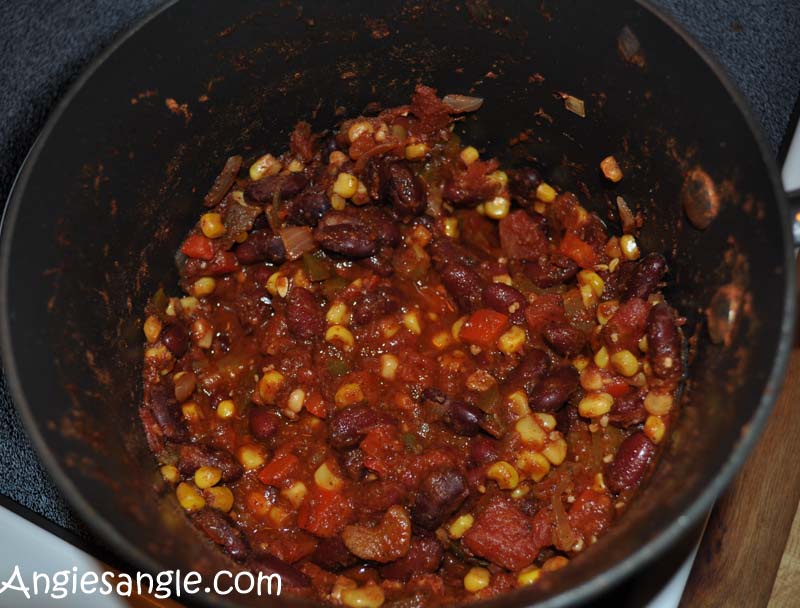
[563,95,586,118]
[442,94,484,114]
[618,26,641,61]
[616,196,636,233]
[552,484,578,552]
[280,226,316,260]
[204,155,243,207]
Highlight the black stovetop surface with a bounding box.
[1,0,798,579]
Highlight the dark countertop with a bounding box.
[1,0,799,539]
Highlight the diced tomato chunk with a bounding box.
[258,454,299,487]
[297,488,353,538]
[499,210,548,260]
[181,234,215,260]
[459,309,510,349]
[606,377,632,398]
[463,496,540,570]
[360,427,403,478]
[568,489,613,542]
[602,297,648,353]
[525,294,565,335]
[205,251,239,275]
[558,232,598,269]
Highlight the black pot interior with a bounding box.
[1,1,792,606]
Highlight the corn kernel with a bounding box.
[475,203,486,215]
[432,331,452,350]
[200,213,226,239]
[326,302,350,325]
[638,335,649,352]
[192,277,216,297]
[176,482,205,512]
[511,483,530,499]
[205,486,234,512]
[578,270,605,298]
[644,391,673,415]
[314,462,344,491]
[347,121,374,143]
[600,155,623,182]
[192,318,214,349]
[534,413,557,431]
[620,234,640,260]
[484,195,511,219]
[515,415,546,446]
[533,201,547,214]
[487,461,519,489]
[258,370,285,404]
[516,450,551,482]
[460,146,479,165]
[237,445,265,470]
[333,172,358,199]
[330,193,346,210]
[282,481,308,508]
[404,143,428,160]
[497,325,526,355]
[451,316,467,341]
[597,300,619,325]
[216,399,236,419]
[536,182,557,203]
[181,402,201,421]
[447,514,475,539]
[594,346,610,369]
[179,296,199,313]
[160,464,179,483]
[402,310,422,335]
[288,159,304,172]
[488,170,509,187]
[592,472,607,493]
[329,150,348,167]
[287,388,306,414]
[382,320,400,338]
[507,390,530,417]
[492,274,514,286]
[268,505,290,527]
[326,325,355,350]
[266,272,289,298]
[143,315,162,343]
[580,284,596,308]
[580,366,604,391]
[194,466,222,489]
[341,584,385,608]
[517,566,541,586]
[379,354,399,380]
[610,349,639,377]
[542,437,568,466]
[542,556,569,572]
[573,355,590,371]
[644,415,666,443]
[249,153,281,180]
[443,217,460,239]
[335,383,364,407]
[464,567,491,593]
[578,392,614,418]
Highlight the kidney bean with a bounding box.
[352,283,401,325]
[178,444,243,482]
[234,230,286,265]
[508,167,542,205]
[147,383,188,442]
[605,431,656,494]
[380,533,444,581]
[382,161,425,216]
[438,262,485,311]
[483,283,526,321]
[191,508,249,562]
[469,435,500,465]
[161,324,188,358]
[623,253,667,302]
[360,252,395,277]
[499,210,549,261]
[341,448,366,480]
[285,287,325,340]
[503,349,549,396]
[608,389,647,428]
[529,365,579,412]
[245,173,308,203]
[522,253,580,288]
[287,188,330,226]
[411,469,469,530]
[342,505,412,562]
[310,536,358,571]
[314,212,377,258]
[249,554,311,588]
[647,303,683,380]
[329,404,395,448]
[250,408,282,440]
[444,400,486,436]
[543,322,587,358]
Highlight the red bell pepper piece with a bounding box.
[459,309,510,350]
[257,453,299,487]
[558,232,598,269]
[181,234,215,261]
